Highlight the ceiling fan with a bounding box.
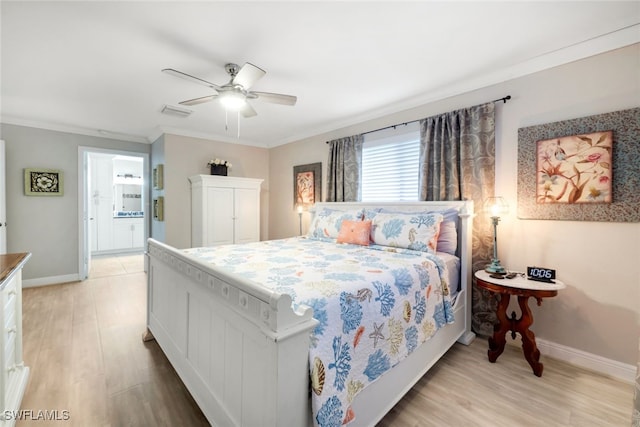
[162,62,297,118]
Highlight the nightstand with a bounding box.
[474,270,566,376]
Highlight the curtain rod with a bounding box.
[326,95,511,143]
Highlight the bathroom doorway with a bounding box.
[78,147,149,280]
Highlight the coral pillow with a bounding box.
[337,220,372,246]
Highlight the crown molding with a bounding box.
[0,116,149,144]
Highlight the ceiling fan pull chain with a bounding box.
[237,111,240,139]
[225,110,229,132]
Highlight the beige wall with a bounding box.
[268,44,640,366]
[157,133,270,249]
[2,44,637,368]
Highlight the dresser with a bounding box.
[0,253,30,426]
[189,175,263,247]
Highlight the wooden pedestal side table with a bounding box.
[474,270,565,377]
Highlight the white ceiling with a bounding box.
[2,1,639,147]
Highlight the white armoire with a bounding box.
[189,175,263,247]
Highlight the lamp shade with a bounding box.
[484,196,509,217]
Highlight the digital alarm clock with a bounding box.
[527,266,556,283]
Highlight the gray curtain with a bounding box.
[419,102,498,337]
[326,135,363,202]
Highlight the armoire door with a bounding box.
[204,187,235,246]
[233,188,260,244]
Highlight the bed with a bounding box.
[145,201,475,426]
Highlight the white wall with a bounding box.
[268,44,640,366]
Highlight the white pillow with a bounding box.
[371,212,443,254]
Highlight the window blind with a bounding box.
[361,122,420,202]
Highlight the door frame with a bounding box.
[0,140,5,254]
[78,147,149,280]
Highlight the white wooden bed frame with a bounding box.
[145,201,475,426]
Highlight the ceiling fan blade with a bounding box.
[162,68,221,90]
[239,102,257,118]
[232,63,265,90]
[251,91,297,106]
[179,95,218,106]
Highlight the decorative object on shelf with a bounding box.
[208,158,232,176]
[484,196,508,274]
[535,130,612,204]
[24,168,63,196]
[518,107,639,222]
[153,164,164,190]
[153,196,164,221]
[293,162,321,209]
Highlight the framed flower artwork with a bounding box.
[24,168,64,196]
[293,162,321,209]
[536,131,612,204]
[517,107,639,222]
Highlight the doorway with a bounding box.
[78,147,149,280]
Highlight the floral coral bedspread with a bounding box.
[184,237,455,427]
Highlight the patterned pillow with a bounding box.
[377,207,458,255]
[337,219,372,246]
[307,208,363,240]
[371,212,443,254]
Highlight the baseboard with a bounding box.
[23,274,80,288]
[535,338,636,384]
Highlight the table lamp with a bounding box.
[484,196,508,274]
[297,205,303,235]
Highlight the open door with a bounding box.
[0,140,6,254]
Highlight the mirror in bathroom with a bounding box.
[114,183,142,212]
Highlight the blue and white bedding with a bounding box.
[184,237,455,427]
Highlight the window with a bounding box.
[361,122,420,202]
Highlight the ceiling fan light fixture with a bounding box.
[219,91,246,111]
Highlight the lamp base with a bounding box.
[485,259,506,274]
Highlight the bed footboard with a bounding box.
[146,239,318,427]
[146,200,475,426]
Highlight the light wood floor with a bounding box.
[18,254,633,426]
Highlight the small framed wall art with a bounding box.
[24,168,64,196]
[293,162,321,209]
[153,164,164,190]
[153,196,164,221]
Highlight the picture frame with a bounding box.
[293,162,321,209]
[24,168,64,196]
[153,164,164,190]
[517,107,639,222]
[535,130,613,204]
[153,196,164,221]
